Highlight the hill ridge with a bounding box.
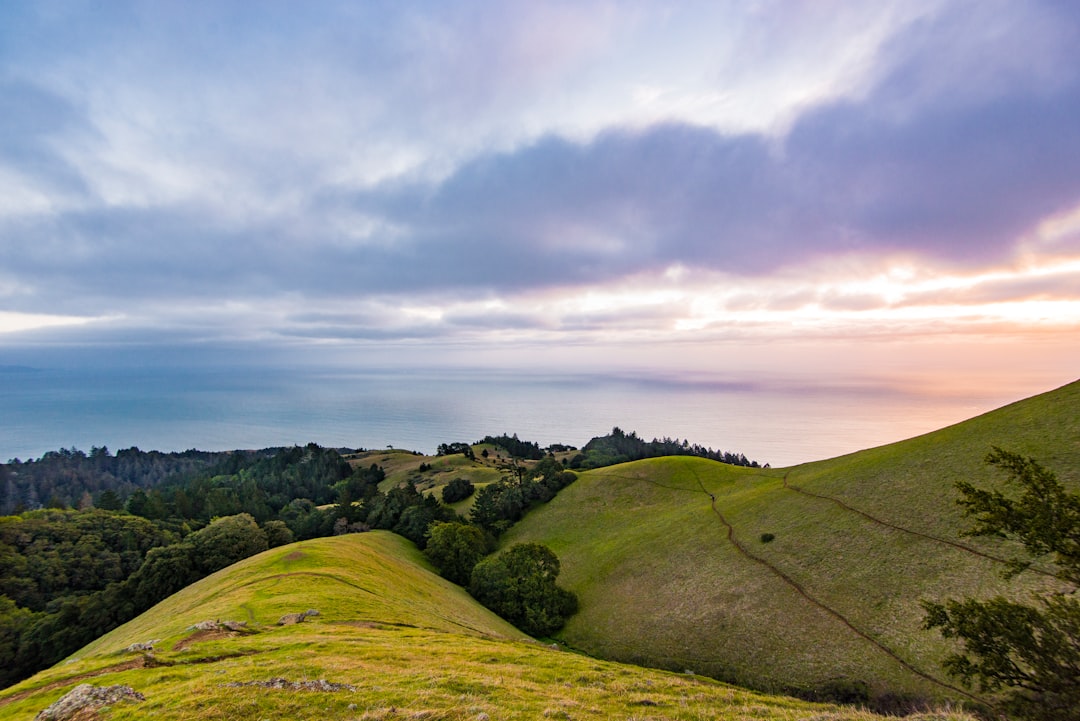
[688,461,984,705]
[594,459,985,704]
[501,380,1080,708]
[0,532,980,720]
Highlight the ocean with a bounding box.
[1,363,1037,468]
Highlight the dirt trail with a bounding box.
[779,470,1057,578]
[606,463,985,705]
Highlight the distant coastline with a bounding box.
[1,364,1034,468]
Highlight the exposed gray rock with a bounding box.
[191,619,247,632]
[125,640,158,652]
[277,612,305,625]
[35,684,145,721]
[222,677,355,692]
[277,609,319,625]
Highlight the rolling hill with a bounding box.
[501,379,1080,710]
[0,532,973,720]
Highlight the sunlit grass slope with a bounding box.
[0,533,975,721]
[503,379,1080,708]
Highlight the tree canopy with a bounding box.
[923,447,1080,721]
[469,543,578,637]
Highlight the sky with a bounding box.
[2,0,1079,398]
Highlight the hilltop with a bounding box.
[502,379,1080,710]
[0,532,973,720]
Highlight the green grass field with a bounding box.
[502,379,1080,709]
[0,533,974,721]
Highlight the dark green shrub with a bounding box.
[469,543,578,637]
[442,477,475,503]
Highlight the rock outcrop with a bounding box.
[35,684,145,721]
[222,677,354,692]
[276,609,319,625]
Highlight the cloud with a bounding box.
[1,0,1080,353]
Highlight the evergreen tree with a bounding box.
[923,448,1080,721]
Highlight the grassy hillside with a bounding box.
[502,379,1080,709]
[352,443,569,515]
[0,533,972,721]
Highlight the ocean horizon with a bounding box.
[2,363,1049,468]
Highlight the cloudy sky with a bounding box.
[2,1,1079,391]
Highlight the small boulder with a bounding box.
[190,619,247,632]
[277,612,306,625]
[277,609,319,625]
[35,684,145,721]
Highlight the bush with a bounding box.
[262,520,294,547]
[442,477,475,504]
[187,513,268,574]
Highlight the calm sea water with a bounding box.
[0,364,1035,468]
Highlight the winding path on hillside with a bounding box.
[690,464,988,704]
[608,462,986,705]
[778,470,1058,578]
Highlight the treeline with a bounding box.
[437,435,571,461]
[568,427,761,469]
[142,444,355,524]
[476,434,545,460]
[0,446,245,515]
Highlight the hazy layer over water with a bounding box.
[1,363,1030,467]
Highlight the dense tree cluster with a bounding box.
[923,448,1080,721]
[469,543,578,637]
[0,509,176,613]
[469,457,577,535]
[363,481,458,549]
[569,427,760,469]
[424,522,490,586]
[441,477,475,504]
[476,434,545,460]
[0,446,238,515]
[150,443,354,524]
[0,512,273,689]
[436,442,475,459]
